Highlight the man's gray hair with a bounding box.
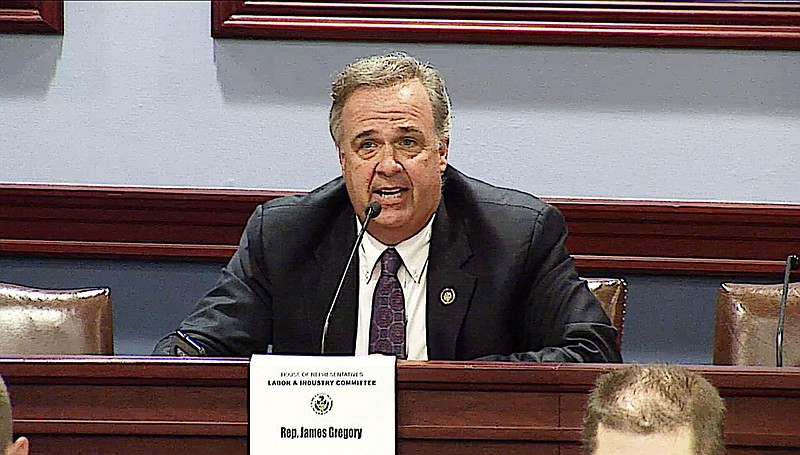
[329,52,451,149]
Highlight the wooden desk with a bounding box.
[1,358,799,454]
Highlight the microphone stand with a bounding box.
[320,201,382,355]
[776,254,799,367]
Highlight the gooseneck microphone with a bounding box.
[776,253,799,367]
[320,201,382,355]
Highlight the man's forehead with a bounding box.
[353,125,424,138]
[344,81,428,106]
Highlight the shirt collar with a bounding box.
[357,214,434,284]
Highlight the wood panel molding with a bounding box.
[0,1,63,34]
[211,1,800,50]
[3,358,800,453]
[1,183,799,276]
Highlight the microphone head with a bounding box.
[365,201,382,219]
[790,254,800,271]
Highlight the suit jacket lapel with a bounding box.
[303,208,359,355]
[426,195,476,360]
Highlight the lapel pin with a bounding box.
[440,287,456,305]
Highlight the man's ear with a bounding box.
[8,436,29,455]
[438,138,449,171]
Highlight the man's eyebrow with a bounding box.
[353,129,377,141]
[398,126,423,134]
[352,126,422,143]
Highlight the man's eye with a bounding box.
[360,140,377,149]
[401,138,416,146]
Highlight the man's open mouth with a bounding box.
[376,188,405,197]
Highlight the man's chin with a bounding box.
[368,215,413,242]
[372,215,406,231]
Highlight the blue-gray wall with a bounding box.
[1,2,798,201]
[1,2,797,363]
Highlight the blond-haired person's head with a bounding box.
[583,364,725,455]
[0,375,28,455]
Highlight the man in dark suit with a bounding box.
[154,52,620,363]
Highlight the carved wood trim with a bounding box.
[0,1,63,34]
[3,359,800,453]
[1,183,798,276]
[211,1,800,50]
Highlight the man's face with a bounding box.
[594,423,694,455]
[338,80,448,245]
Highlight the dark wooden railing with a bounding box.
[2,183,799,276]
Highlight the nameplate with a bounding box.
[249,354,396,454]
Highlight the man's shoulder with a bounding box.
[245,177,352,246]
[259,176,350,218]
[439,167,565,257]
[444,166,551,216]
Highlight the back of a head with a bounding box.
[328,52,451,149]
[0,375,13,450]
[0,375,28,455]
[583,364,726,455]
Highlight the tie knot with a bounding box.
[380,248,402,276]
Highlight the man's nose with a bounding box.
[375,146,403,175]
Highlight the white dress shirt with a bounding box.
[353,216,433,360]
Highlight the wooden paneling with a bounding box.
[555,198,800,275]
[1,358,799,454]
[0,1,63,34]
[211,1,800,50]
[1,183,799,276]
[0,183,290,261]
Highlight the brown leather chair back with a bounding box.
[0,282,113,355]
[713,282,800,366]
[582,277,627,349]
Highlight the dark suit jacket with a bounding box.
[155,166,620,362]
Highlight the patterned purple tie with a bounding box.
[369,248,406,359]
